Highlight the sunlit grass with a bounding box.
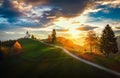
[75,52,120,72]
[0,39,117,78]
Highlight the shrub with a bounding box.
[0,46,11,60]
[13,41,22,55]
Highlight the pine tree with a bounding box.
[100,24,118,56]
[51,29,56,43]
[31,35,35,39]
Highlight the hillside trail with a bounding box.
[41,41,120,77]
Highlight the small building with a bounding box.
[24,31,30,38]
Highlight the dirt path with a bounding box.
[41,42,120,77]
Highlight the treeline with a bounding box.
[47,29,56,43]
[83,24,118,57]
[0,40,22,60]
[47,24,119,57]
[0,24,119,60]
[0,40,16,47]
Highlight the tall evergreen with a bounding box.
[100,24,118,56]
[51,29,56,43]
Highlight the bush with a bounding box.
[13,41,22,55]
[0,46,11,60]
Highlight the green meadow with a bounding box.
[0,39,118,78]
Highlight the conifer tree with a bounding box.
[51,29,56,43]
[100,24,118,56]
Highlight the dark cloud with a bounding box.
[76,25,98,31]
[0,0,113,29]
[115,27,120,29]
[0,24,20,31]
[22,0,47,5]
[0,24,9,30]
[22,0,94,18]
[23,0,113,18]
[114,30,120,35]
[44,8,62,18]
[0,0,23,17]
[0,0,23,22]
[56,29,69,32]
[48,0,90,17]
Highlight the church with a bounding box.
[24,31,30,38]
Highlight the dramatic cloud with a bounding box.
[114,30,120,36]
[56,29,69,32]
[22,0,48,5]
[0,0,120,41]
[20,0,94,18]
[115,27,120,29]
[96,0,120,8]
[112,22,120,29]
[21,0,120,18]
[1,0,119,22]
[76,24,98,31]
[0,0,23,18]
[1,0,119,26]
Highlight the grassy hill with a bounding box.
[0,39,119,78]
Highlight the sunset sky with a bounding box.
[0,0,120,44]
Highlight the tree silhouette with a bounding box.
[100,24,118,56]
[85,30,97,53]
[31,35,36,40]
[51,29,56,43]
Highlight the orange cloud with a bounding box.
[11,0,32,12]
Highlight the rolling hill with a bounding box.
[0,39,119,78]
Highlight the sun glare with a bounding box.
[68,28,80,38]
[53,17,84,38]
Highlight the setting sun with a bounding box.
[53,17,82,38]
[68,28,80,38]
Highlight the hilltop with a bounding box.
[0,39,118,78]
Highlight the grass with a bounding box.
[0,39,119,78]
[93,54,120,72]
[73,52,120,73]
